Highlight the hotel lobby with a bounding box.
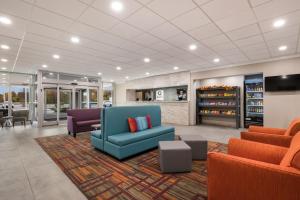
[0,0,300,200]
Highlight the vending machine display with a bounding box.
[244,74,264,128]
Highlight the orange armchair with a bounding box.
[241,118,300,147]
[207,134,300,200]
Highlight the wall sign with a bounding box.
[156,90,164,101]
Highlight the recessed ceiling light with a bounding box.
[145,72,150,76]
[42,64,48,68]
[278,45,287,51]
[1,67,7,70]
[116,66,122,70]
[1,73,6,76]
[1,58,8,62]
[2,77,6,80]
[144,58,150,63]
[49,72,53,75]
[0,16,12,25]
[52,54,60,59]
[273,19,285,28]
[281,75,287,79]
[74,80,77,82]
[173,66,179,70]
[70,36,80,44]
[42,76,46,80]
[125,76,129,79]
[189,44,197,51]
[111,1,123,12]
[84,76,87,79]
[110,79,114,82]
[97,72,102,76]
[213,58,220,63]
[1,44,10,50]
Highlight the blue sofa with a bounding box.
[91,105,175,160]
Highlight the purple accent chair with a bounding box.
[67,108,101,137]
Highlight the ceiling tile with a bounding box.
[235,35,265,47]
[250,0,272,7]
[166,33,197,49]
[263,25,299,41]
[226,24,261,40]
[0,15,27,39]
[201,0,252,21]
[92,0,142,19]
[201,34,231,46]
[0,0,33,19]
[193,0,213,6]
[171,8,211,31]
[147,0,196,20]
[149,22,181,40]
[188,23,221,40]
[109,22,143,39]
[254,0,300,20]
[79,7,119,30]
[124,7,165,31]
[134,33,161,46]
[31,7,74,30]
[35,0,87,19]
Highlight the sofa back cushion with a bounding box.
[280,132,300,169]
[67,108,101,122]
[285,118,300,136]
[103,105,161,139]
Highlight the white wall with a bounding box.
[191,57,300,128]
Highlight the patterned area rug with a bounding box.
[36,133,227,200]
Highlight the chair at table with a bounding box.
[12,110,30,127]
[241,118,300,147]
[207,132,300,200]
[0,111,4,128]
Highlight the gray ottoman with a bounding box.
[179,135,208,160]
[159,141,192,173]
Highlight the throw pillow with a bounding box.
[146,115,152,128]
[135,117,148,131]
[128,118,137,133]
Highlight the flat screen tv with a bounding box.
[265,74,300,92]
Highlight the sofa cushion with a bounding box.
[91,130,102,139]
[108,126,174,146]
[280,132,300,167]
[285,118,300,136]
[77,119,100,126]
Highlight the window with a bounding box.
[11,86,29,110]
[89,88,98,108]
[103,82,113,107]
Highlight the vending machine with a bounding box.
[244,74,264,128]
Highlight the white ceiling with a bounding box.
[0,0,299,82]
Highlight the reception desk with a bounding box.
[126,101,190,125]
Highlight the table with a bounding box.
[179,135,208,160]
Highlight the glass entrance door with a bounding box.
[44,87,58,124]
[75,88,88,109]
[59,88,72,120]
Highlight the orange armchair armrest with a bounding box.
[208,152,300,200]
[241,131,292,147]
[228,138,288,164]
[248,125,286,135]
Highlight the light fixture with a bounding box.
[281,75,287,79]
[144,58,150,63]
[1,58,8,62]
[213,58,220,63]
[49,72,53,75]
[145,72,150,76]
[173,66,179,70]
[52,54,60,59]
[116,66,122,70]
[2,77,6,80]
[278,45,287,51]
[273,19,285,28]
[73,80,77,82]
[189,44,197,51]
[97,72,102,76]
[111,1,124,12]
[1,73,6,76]
[84,76,87,79]
[42,64,48,68]
[125,76,129,79]
[1,67,7,70]
[0,16,12,25]
[42,76,46,80]
[110,79,114,82]
[0,44,10,50]
[70,36,80,44]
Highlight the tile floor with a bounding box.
[0,124,242,200]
